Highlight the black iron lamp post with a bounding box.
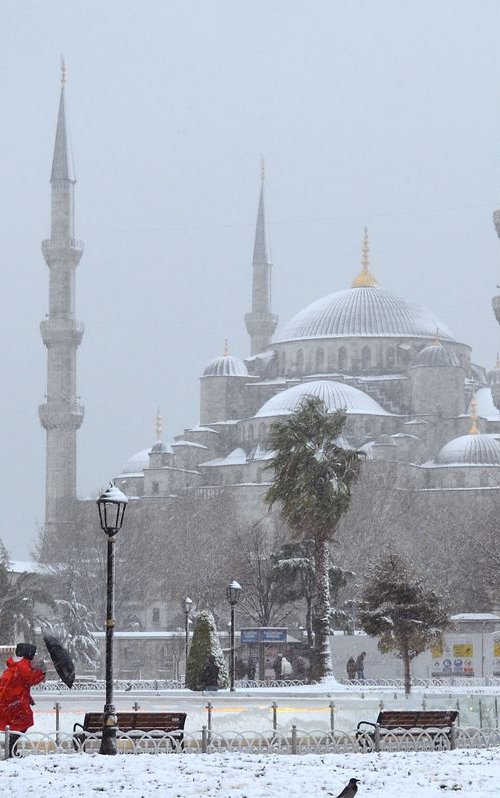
[226,580,241,691]
[184,596,193,686]
[96,483,128,755]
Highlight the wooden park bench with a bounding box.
[73,711,187,751]
[356,710,459,750]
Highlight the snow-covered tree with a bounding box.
[186,610,228,691]
[265,398,363,680]
[44,589,100,670]
[360,552,452,694]
[0,541,55,645]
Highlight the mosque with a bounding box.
[39,75,500,598]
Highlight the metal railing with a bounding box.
[4,725,500,758]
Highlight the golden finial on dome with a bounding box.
[434,328,441,345]
[469,395,480,435]
[155,408,162,440]
[223,339,229,356]
[61,55,66,87]
[351,227,378,288]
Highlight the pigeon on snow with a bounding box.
[335,777,360,798]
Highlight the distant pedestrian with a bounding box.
[281,656,293,679]
[247,661,256,680]
[0,643,46,757]
[273,653,283,680]
[296,655,306,680]
[355,651,366,680]
[346,656,356,681]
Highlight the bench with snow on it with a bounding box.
[356,710,459,750]
[73,711,187,751]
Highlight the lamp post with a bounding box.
[184,596,193,686]
[226,580,241,691]
[96,483,128,755]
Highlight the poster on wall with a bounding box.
[431,641,474,677]
[493,640,500,677]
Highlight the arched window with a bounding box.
[296,349,304,374]
[386,347,396,368]
[279,351,286,374]
[338,347,348,371]
[259,422,266,441]
[362,346,371,369]
[364,420,372,435]
[316,348,325,372]
[248,424,254,442]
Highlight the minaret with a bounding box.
[244,160,278,355]
[39,61,84,540]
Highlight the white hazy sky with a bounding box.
[2,0,500,557]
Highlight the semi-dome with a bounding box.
[414,342,460,368]
[119,448,151,476]
[203,353,248,377]
[276,286,454,343]
[255,379,391,418]
[434,434,500,466]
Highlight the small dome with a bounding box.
[255,379,391,418]
[119,448,151,476]
[435,434,500,466]
[151,440,171,454]
[276,286,454,343]
[414,343,460,368]
[203,354,248,377]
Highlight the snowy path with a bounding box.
[1,748,498,797]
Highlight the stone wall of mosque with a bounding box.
[409,364,466,417]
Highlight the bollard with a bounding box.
[479,698,483,730]
[4,726,10,760]
[374,723,381,753]
[291,724,297,754]
[206,701,213,743]
[495,696,498,729]
[329,701,335,737]
[54,701,60,746]
[421,695,427,711]
[272,701,278,735]
[132,701,140,712]
[201,725,208,753]
[379,699,384,712]
[450,722,457,750]
[456,699,460,726]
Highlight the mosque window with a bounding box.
[152,608,160,624]
[480,471,490,487]
[365,420,372,435]
[455,471,465,488]
[386,347,396,368]
[259,422,266,440]
[362,346,372,369]
[315,348,325,372]
[296,349,304,373]
[279,351,286,373]
[152,481,159,494]
[248,424,254,441]
[338,347,348,370]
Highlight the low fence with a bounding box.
[4,725,500,758]
[32,676,500,692]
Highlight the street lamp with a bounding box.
[96,482,128,755]
[226,580,242,691]
[184,596,193,686]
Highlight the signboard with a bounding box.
[240,628,287,643]
[431,641,474,677]
[453,643,473,658]
[493,639,500,677]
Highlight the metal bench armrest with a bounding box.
[356,720,376,731]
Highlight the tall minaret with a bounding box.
[39,61,84,540]
[244,160,278,355]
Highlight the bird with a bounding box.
[335,778,360,798]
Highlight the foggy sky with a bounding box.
[2,0,500,557]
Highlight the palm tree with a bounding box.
[0,554,55,645]
[265,397,362,679]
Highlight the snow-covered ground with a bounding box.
[1,748,499,797]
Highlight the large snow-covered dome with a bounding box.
[203,353,248,377]
[434,434,500,466]
[119,448,151,476]
[276,286,454,343]
[255,379,391,418]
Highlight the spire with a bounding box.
[469,395,480,435]
[223,339,229,356]
[252,157,269,266]
[351,227,378,288]
[155,408,162,440]
[51,57,75,183]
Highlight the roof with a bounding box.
[275,285,454,343]
[414,342,460,368]
[433,434,500,466]
[255,379,392,418]
[203,354,248,377]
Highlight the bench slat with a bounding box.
[80,712,186,733]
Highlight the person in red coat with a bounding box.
[0,643,46,756]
